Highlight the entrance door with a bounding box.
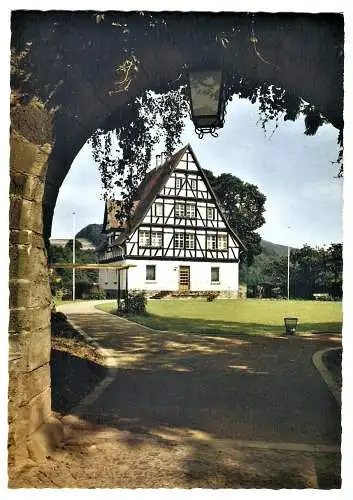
[179,266,190,292]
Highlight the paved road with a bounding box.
[58,301,341,447]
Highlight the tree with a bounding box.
[49,244,99,298]
[254,243,343,300]
[11,11,344,229]
[65,239,83,251]
[204,170,266,266]
[315,243,343,299]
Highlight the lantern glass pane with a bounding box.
[190,71,222,117]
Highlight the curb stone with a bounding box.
[56,307,118,415]
[312,347,341,406]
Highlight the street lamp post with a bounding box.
[72,211,76,301]
[287,225,291,300]
[287,244,290,300]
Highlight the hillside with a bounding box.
[75,224,106,248]
[260,239,296,257]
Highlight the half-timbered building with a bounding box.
[98,144,245,297]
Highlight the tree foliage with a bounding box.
[249,242,342,299]
[48,244,99,298]
[11,11,343,223]
[204,169,266,266]
[89,89,188,222]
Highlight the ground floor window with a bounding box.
[211,266,220,283]
[146,265,156,281]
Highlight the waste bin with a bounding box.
[284,317,298,335]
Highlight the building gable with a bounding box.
[98,144,245,265]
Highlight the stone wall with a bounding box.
[9,100,63,467]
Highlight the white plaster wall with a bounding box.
[124,259,239,292]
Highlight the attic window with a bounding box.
[207,207,214,219]
[175,203,185,217]
[139,230,150,247]
[154,203,163,216]
[218,234,228,250]
[185,204,196,218]
[176,177,182,189]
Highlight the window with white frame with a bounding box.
[174,232,184,249]
[207,234,217,250]
[154,202,163,216]
[175,203,185,217]
[151,231,162,247]
[146,265,156,281]
[185,233,195,249]
[218,234,228,250]
[185,204,196,218]
[175,177,182,189]
[139,230,150,247]
[207,206,215,219]
[211,267,220,283]
[190,178,197,190]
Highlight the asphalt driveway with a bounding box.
[58,300,341,448]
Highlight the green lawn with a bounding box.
[96,298,342,337]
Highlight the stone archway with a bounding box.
[9,10,343,466]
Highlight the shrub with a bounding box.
[123,289,147,313]
[206,292,219,302]
[55,290,64,301]
[51,311,67,322]
[88,290,107,300]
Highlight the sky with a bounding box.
[52,95,343,249]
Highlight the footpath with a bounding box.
[10,300,342,488]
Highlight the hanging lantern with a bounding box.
[188,70,226,138]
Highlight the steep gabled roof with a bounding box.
[186,144,246,251]
[109,144,246,251]
[112,145,188,245]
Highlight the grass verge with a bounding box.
[96,299,342,337]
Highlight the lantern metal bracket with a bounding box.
[195,127,219,139]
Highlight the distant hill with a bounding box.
[75,224,106,248]
[260,239,297,257]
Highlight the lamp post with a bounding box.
[72,211,76,301]
[287,244,290,300]
[287,226,291,301]
[188,69,227,138]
